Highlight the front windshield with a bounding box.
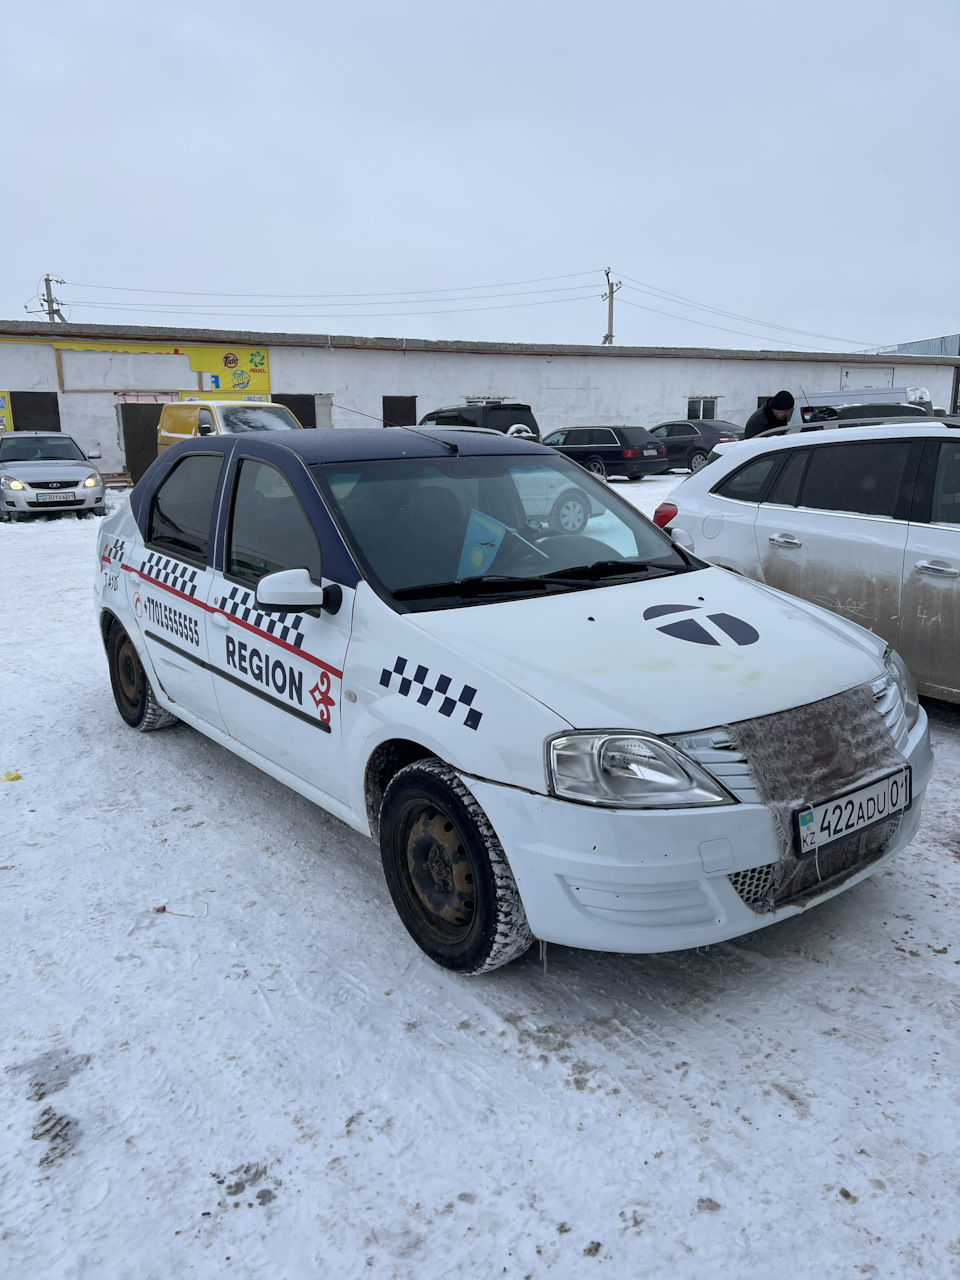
[313,453,693,608]
[218,404,301,433]
[0,436,85,462]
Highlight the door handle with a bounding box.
[211,611,229,629]
[768,534,802,548]
[915,560,959,578]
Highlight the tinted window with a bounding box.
[543,430,566,445]
[588,429,618,445]
[565,430,589,445]
[765,449,809,506]
[228,460,323,584]
[435,412,475,427]
[148,454,223,562]
[714,455,780,503]
[667,423,695,438]
[799,441,911,518]
[621,428,656,445]
[485,407,536,433]
[931,440,960,525]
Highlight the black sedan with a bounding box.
[540,426,669,480]
[647,419,743,472]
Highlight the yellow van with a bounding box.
[157,401,302,453]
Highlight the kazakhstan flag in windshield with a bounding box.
[457,509,507,579]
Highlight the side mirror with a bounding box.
[197,422,214,436]
[88,447,102,459]
[671,528,695,553]
[255,567,341,616]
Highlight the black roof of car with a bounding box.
[653,419,743,431]
[160,426,548,468]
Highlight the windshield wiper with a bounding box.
[392,574,566,601]
[540,559,679,583]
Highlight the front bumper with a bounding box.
[2,485,105,515]
[462,709,934,953]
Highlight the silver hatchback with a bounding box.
[0,432,106,521]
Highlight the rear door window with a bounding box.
[765,449,809,507]
[931,440,960,525]
[148,454,224,563]
[798,440,912,518]
[714,454,781,503]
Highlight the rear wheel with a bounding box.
[549,488,590,534]
[585,456,606,479]
[107,622,178,731]
[379,759,533,973]
[689,449,709,472]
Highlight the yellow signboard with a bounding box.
[0,392,12,432]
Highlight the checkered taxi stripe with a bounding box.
[380,656,483,730]
[140,551,198,598]
[217,586,305,650]
[104,536,126,564]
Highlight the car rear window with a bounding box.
[148,454,224,563]
[218,404,301,433]
[620,429,655,445]
[798,440,911,518]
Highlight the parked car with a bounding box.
[95,428,931,973]
[656,419,960,703]
[647,419,743,472]
[704,413,938,468]
[0,431,105,521]
[419,401,541,441]
[156,400,302,454]
[541,425,669,479]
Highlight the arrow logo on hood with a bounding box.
[643,603,759,647]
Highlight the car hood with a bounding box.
[0,459,96,481]
[409,567,885,735]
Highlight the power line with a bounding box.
[617,296,845,351]
[54,292,602,322]
[613,271,878,347]
[61,270,603,300]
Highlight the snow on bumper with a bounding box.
[462,711,934,954]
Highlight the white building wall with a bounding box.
[58,393,124,470]
[0,342,59,391]
[268,345,957,431]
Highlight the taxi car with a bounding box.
[1,431,105,520]
[94,428,933,973]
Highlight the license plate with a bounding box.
[643,447,657,456]
[36,491,76,503]
[795,767,912,858]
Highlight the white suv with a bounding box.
[657,420,960,703]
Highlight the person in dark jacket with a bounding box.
[745,390,795,439]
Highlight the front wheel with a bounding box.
[549,488,590,534]
[107,622,178,731]
[585,456,606,479]
[688,449,709,472]
[379,759,533,973]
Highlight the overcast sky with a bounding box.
[4,0,958,353]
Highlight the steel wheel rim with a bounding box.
[402,803,476,942]
[116,635,143,715]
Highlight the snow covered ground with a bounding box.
[2,479,960,1280]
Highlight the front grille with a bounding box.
[26,498,84,509]
[26,480,80,490]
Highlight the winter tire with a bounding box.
[585,456,606,478]
[107,622,178,731]
[549,488,590,534]
[689,450,708,473]
[379,758,534,973]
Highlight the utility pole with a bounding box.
[25,275,67,322]
[601,267,621,345]
[43,275,67,322]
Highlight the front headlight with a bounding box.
[547,731,734,808]
[884,648,920,730]
[82,473,100,488]
[0,475,24,491]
